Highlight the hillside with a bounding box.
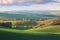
[0,25,60,40]
[32,25,60,34]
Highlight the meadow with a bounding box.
[0,25,60,40]
[0,11,60,40]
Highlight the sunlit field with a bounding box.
[0,15,60,40]
[0,25,60,40]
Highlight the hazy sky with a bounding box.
[0,0,60,11]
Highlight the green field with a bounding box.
[0,25,60,40]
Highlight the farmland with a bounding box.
[0,11,60,40]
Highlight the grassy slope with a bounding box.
[0,25,60,40]
[31,25,60,34]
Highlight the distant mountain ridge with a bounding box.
[0,11,60,20]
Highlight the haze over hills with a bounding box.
[0,11,60,20]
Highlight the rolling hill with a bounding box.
[0,25,60,40]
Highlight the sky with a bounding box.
[0,0,60,11]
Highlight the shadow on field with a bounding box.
[0,30,60,40]
[13,27,32,30]
[0,26,30,30]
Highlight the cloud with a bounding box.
[55,0,60,2]
[0,0,60,11]
[27,0,56,4]
[0,3,60,11]
[26,0,43,4]
[0,0,57,5]
[0,0,14,4]
[0,0,24,5]
[52,3,60,6]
